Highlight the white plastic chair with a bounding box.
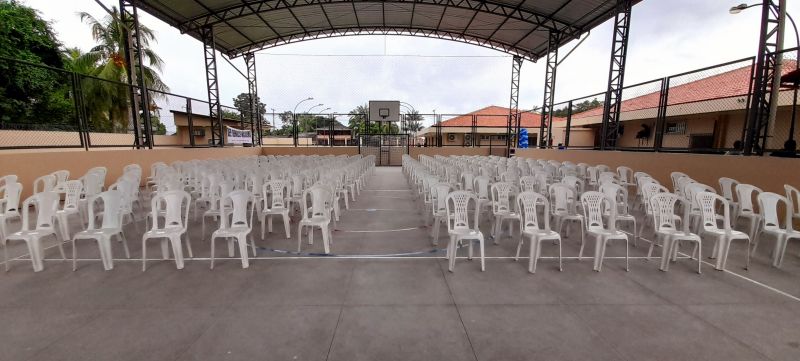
[56,180,84,242]
[445,191,485,272]
[648,193,702,273]
[71,190,131,271]
[430,183,452,245]
[548,183,585,245]
[141,190,192,271]
[32,174,56,196]
[50,170,70,192]
[79,172,104,224]
[260,180,292,240]
[786,184,800,225]
[211,190,256,269]
[617,166,635,189]
[3,191,64,272]
[735,184,763,240]
[718,177,740,219]
[580,191,629,272]
[297,186,333,254]
[695,191,751,271]
[599,182,638,247]
[0,181,22,240]
[670,171,689,196]
[754,192,800,268]
[490,182,520,243]
[202,181,233,239]
[515,191,562,273]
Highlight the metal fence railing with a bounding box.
[3,48,799,156]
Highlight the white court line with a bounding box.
[337,227,422,233]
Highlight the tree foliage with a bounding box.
[0,0,73,125]
[232,93,266,122]
[552,98,602,117]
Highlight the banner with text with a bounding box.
[226,126,252,144]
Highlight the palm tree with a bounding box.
[77,8,169,132]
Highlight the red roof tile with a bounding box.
[439,105,565,127]
[572,60,798,120]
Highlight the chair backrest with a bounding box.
[51,170,69,185]
[617,166,634,185]
[598,172,619,185]
[301,186,332,221]
[599,182,629,216]
[220,190,254,230]
[265,180,289,210]
[460,172,475,191]
[0,175,18,189]
[0,181,22,213]
[685,183,716,213]
[758,192,792,233]
[87,190,123,231]
[561,175,585,195]
[549,183,577,216]
[642,182,670,214]
[586,166,599,184]
[517,191,550,233]
[785,184,800,219]
[695,191,732,232]
[149,190,190,231]
[649,192,691,233]
[735,183,763,216]
[82,172,103,198]
[670,171,689,194]
[581,191,614,232]
[33,174,56,195]
[718,177,740,204]
[61,180,84,211]
[491,182,518,214]
[676,176,696,197]
[519,176,537,192]
[431,183,452,214]
[446,191,479,232]
[20,191,59,232]
[473,175,491,201]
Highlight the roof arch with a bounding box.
[134,0,632,61]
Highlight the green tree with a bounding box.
[403,110,424,132]
[76,7,169,132]
[552,98,601,117]
[232,93,266,122]
[0,0,73,126]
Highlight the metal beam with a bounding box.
[540,31,559,148]
[178,0,582,37]
[201,26,224,147]
[507,55,522,154]
[744,0,783,155]
[120,0,153,149]
[245,52,261,145]
[231,26,540,61]
[600,0,632,150]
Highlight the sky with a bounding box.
[19,0,800,131]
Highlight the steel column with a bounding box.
[244,52,261,145]
[744,0,784,155]
[120,0,153,149]
[600,0,632,150]
[540,31,559,148]
[564,100,573,148]
[201,26,224,147]
[186,98,196,147]
[507,55,522,153]
[654,77,669,151]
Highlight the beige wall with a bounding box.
[515,148,800,194]
[409,147,490,159]
[0,130,182,148]
[261,146,359,156]
[0,147,260,198]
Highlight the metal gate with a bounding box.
[359,134,408,166]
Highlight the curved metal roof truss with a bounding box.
[134,0,633,61]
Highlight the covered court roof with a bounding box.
[134,0,637,60]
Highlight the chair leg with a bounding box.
[283,213,291,239]
[170,235,185,270]
[625,239,630,272]
[558,240,563,272]
[72,238,78,271]
[321,224,331,254]
[210,236,216,269]
[448,236,456,272]
[514,238,523,261]
[120,232,131,259]
[593,238,605,272]
[141,238,148,271]
[479,239,485,272]
[237,235,250,269]
[528,240,538,274]
[297,224,303,252]
[696,242,702,274]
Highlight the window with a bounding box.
[191,128,205,137]
[665,121,687,135]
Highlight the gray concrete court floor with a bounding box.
[1,167,799,361]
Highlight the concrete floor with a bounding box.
[1,167,799,361]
